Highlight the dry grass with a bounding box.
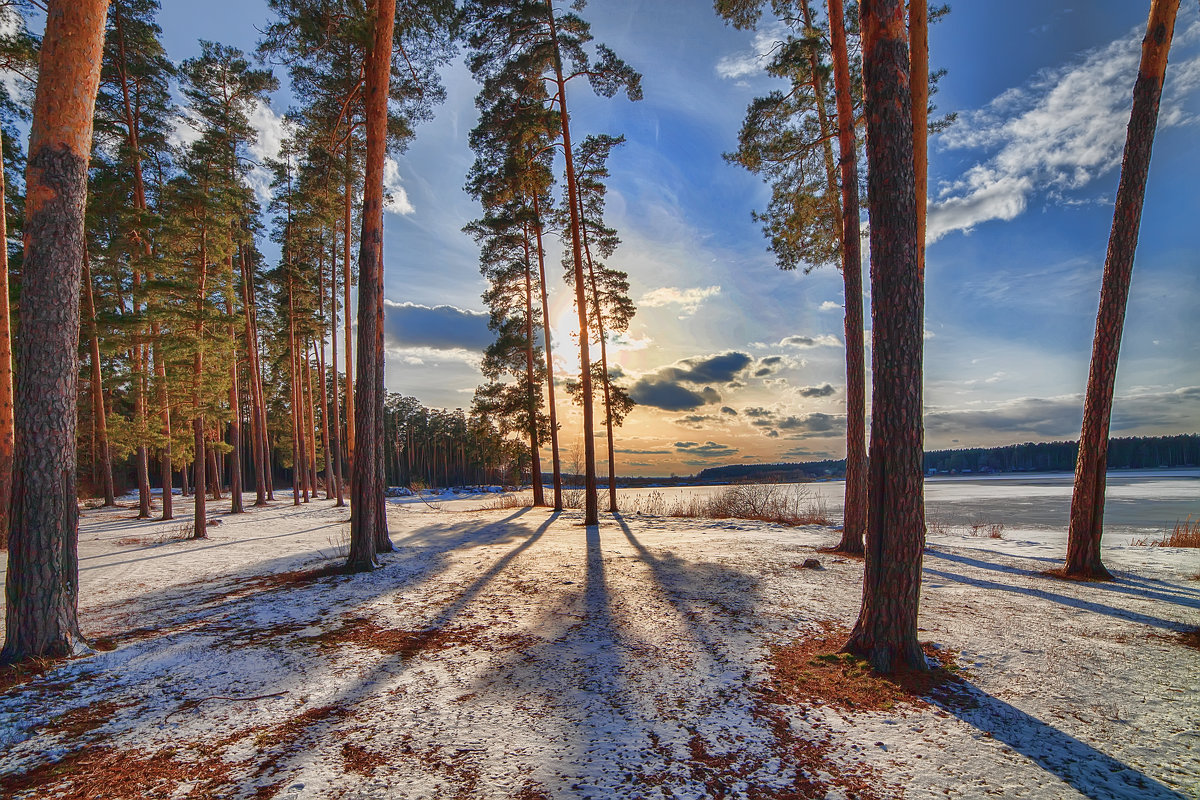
[1131,516,1200,548]
[625,484,831,527]
[483,493,529,510]
[969,522,1004,539]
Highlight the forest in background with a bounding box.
[696,433,1200,484]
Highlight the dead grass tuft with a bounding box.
[766,623,965,713]
[1131,516,1200,548]
[483,493,529,510]
[0,657,57,694]
[626,484,832,527]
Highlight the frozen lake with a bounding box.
[608,469,1200,543]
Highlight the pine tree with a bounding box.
[1064,0,1180,580]
[2,0,110,664]
[562,134,636,512]
[841,0,926,674]
[465,0,641,524]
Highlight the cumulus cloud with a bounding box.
[629,380,712,412]
[928,18,1200,242]
[383,301,491,352]
[629,351,754,410]
[721,406,738,416]
[779,334,843,349]
[639,285,721,317]
[247,101,286,203]
[819,301,842,312]
[747,407,847,438]
[383,156,416,216]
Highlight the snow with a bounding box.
[1,477,1198,798]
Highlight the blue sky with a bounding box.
[150,1,1200,475]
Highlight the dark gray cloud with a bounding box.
[720,406,738,416]
[629,352,747,411]
[616,448,673,455]
[384,301,491,351]
[748,409,847,438]
[675,440,738,458]
[798,383,837,398]
[629,379,710,411]
[675,414,720,428]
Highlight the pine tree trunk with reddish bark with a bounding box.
[522,225,545,507]
[343,154,356,482]
[329,233,345,506]
[547,0,598,525]
[239,247,267,506]
[842,0,926,674]
[1065,0,1179,581]
[825,0,868,555]
[347,0,395,571]
[2,0,110,663]
[0,131,14,548]
[82,249,116,506]
[532,191,562,509]
[226,255,243,513]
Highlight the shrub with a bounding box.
[1131,516,1200,548]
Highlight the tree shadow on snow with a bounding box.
[933,682,1191,800]
[925,548,1200,614]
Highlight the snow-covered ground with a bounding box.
[0,482,1197,799]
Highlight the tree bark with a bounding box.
[329,227,345,506]
[2,0,109,664]
[578,196,618,512]
[343,146,356,481]
[1065,0,1178,580]
[347,0,395,571]
[303,338,319,497]
[239,247,267,506]
[0,130,14,547]
[192,222,208,538]
[842,0,926,674]
[531,192,562,509]
[226,255,243,513]
[910,0,928,281]
[547,0,598,525]
[82,248,115,507]
[287,277,306,505]
[827,0,868,555]
[522,223,545,507]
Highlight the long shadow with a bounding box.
[78,524,340,570]
[925,548,1200,611]
[922,566,1186,631]
[612,513,751,664]
[932,683,1190,800]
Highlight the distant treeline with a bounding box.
[694,434,1200,483]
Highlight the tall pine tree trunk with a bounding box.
[522,224,545,506]
[318,251,336,501]
[347,0,395,571]
[2,0,109,663]
[1065,0,1178,580]
[226,255,243,513]
[82,249,115,506]
[0,130,13,548]
[192,229,208,539]
[287,278,306,505]
[329,229,345,506]
[579,203,618,512]
[828,0,867,555]
[239,247,267,506]
[531,192,562,509]
[910,0,928,282]
[152,326,172,520]
[343,151,356,481]
[303,340,319,497]
[547,0,598,525]
[842,0,926,674]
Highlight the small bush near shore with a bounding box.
[624,483,831,527]
[1132,516,1200,548]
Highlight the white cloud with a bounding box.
[639,285,721,317]
[929,17,1200,243]
[247,100,286,203]
[818,300,842,312]
[715,24,786,80]
[384,157,416,216]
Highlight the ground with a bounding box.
[0,492,1197,799]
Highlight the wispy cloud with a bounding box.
[929,17,1200,242]
[639,285,721,317]
[384,156,416,216]
[715,23,786,80]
